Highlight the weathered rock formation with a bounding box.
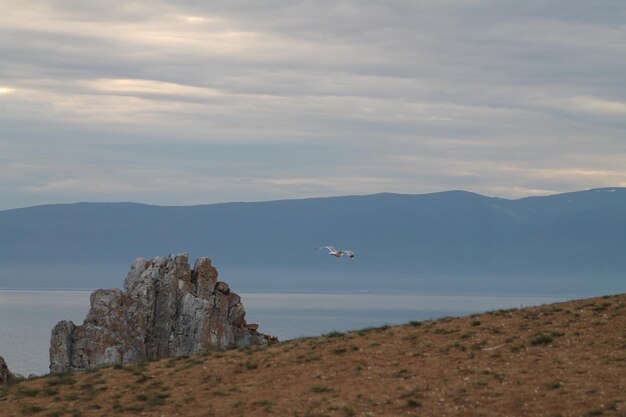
[50,254,276,373]
[0,355,13,385]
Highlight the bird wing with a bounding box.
[318,245,336,253]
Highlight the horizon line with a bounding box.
[1,186,623,212]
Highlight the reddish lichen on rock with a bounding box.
[49,254,276,373]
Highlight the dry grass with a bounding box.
[1,293,625,417]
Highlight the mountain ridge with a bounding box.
[5,186,623,213]
[1,187,625,293]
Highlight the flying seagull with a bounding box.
[318,245,355,258]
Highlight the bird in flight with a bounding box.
[318,245,355,259]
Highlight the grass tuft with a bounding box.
[407,399,422,408]
[530,333,554,346]
[312,385,332,393]
[22,404,44,414]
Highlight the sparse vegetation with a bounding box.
[357,324,390,336]
[530,333,554,346]
[341,405,356,416]
[1,294,624,417]
[312,385,332,393]
[22,404,44,414]
[148,393,170,406]
[253,399,273,412]
[17,386,41,397]
[406,398,422,408]
[547,381,563,389]
[45,373,76,387]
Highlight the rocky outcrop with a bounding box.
[50,254,276,373]
[0,355,13,385]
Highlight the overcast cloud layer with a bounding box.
[1,0,625,209]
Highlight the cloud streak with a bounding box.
[0,0,625,209]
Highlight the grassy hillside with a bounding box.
[1,293,625,417]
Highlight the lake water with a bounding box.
[0,290,567,376]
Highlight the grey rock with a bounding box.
[215,281,230,294]
[0,355,13,385]
[49,320,76,373]
[50,254,276,373]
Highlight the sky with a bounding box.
[1,0,625,210]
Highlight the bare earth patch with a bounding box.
[1,293,625,417]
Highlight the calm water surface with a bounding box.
[0,290,566,376]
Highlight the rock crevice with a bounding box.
[50,254,275,373]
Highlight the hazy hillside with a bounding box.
[0,188,625,293]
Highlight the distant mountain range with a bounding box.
[1,188,625,294]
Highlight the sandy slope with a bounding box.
[1,293,625,417]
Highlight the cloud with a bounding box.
[567,96,626,115]
[0,0,625,209]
